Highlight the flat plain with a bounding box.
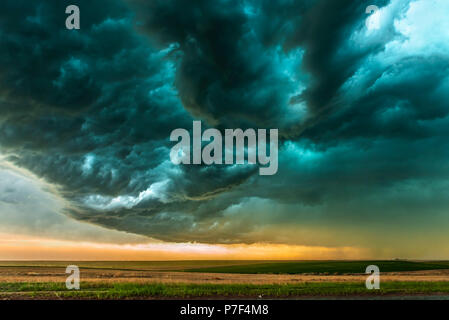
[1,260,449,299]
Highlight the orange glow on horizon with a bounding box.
[0,232,371,261]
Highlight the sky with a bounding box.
[0,0,449,260]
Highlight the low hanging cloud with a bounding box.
[0,161,150,243]
[0,0,449,249]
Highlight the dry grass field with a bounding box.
[1,261,449,299]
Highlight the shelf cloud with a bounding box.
[0,0,448,252]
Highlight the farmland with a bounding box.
[1,260,449,299]
[184,260,449,274]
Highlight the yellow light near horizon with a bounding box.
[0,232,371,261]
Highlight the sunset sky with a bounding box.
[1,0,449,260]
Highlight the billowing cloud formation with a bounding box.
[0,161,151,243]
[1,0,449,250]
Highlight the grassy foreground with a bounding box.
[2,281,449,299]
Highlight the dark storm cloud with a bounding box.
[128,0,309,129]
[1,0,449,245]
[0,0,190,195]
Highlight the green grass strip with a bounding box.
[2,281,449,299]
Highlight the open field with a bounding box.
[0,260,264,271]
[185,260,449,274]
[3,281,449,300]
[1,261,449,299]
[2,260,449,274]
